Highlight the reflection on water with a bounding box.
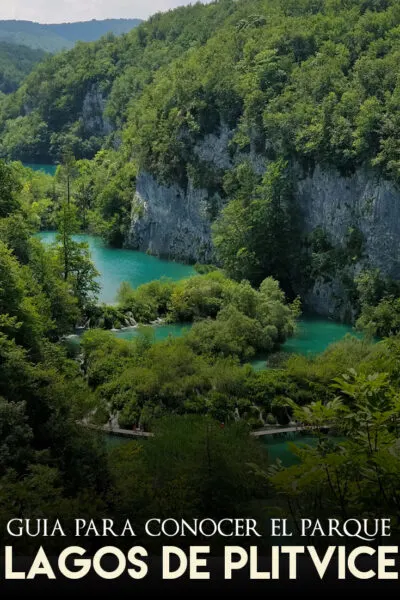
[250,316,362,370]
[38,231,195,303]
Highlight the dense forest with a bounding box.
[0,3,235,161]
[2,0,400,550]
[1,1,400,313]
[46,19,143,43]
[0,18,142,52]
[2,158,400,544]
[2,0,400,173]
[0,42,47,94]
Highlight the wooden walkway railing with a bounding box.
[85,423,154,438]
[85,423,331,439]
[251,424,331,437]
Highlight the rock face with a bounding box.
[127,127,400,319]
[127,172,214,263]
[297,165,400,279]
[81,84,113,136]
[296,166,400,318]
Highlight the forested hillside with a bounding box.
[2,0,400,171]
[46,19,142,43]
[0,18,141,53]
[3,1,400,545]
[3,0,400,319]
[0,21,71,52]
[0,2,236,161]
[0,42,47,94]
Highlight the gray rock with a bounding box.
[81,84,113,136]
[297,165,400,278]
[127,171,214,263]
[296,165,400,317]
[193,125,233,169]
[126,126,400,319]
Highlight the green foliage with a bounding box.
[357,295,400,336]
[117,279,175,323]
[0,398,33,475]
[0,173,109,530]
[74,150,137,246]
[0,113,49,162]
[267,368,400,520]
[304,226,365,292]
[0,161,98,340]
[3,0,400,536]
[81,329,139,388]
[81,275,298,427]
[10,162,58,229]
[109,415,269,520]
[168,271,228,322]
[213,160,301,290]
[28,238,80,337]
[0,42,47,94]
[0,160,22,217]
[113,272,299,363]
[82,327,255,426]
[355,269,400,335]
[2,0,400,184]
[56,202,100,310]
[185,277,300,360]
[186,305,266,361]
[111,0,400,187]
[0,3,234,162]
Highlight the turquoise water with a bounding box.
[67,318,358,358]
[38,231,195,303]
[67,316,359,359]
[262,434,318,466]
[23,163,57,176]
[261,432,346,466]
[250,317,360,370]
[282,317,358,354]
[116,317,359,360]
[38,232,362,363]
[114,323,191,342]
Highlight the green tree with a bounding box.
[109,415,269,520]
[266,369,400,522]
[214,160,300,291]
[56,203,99,310]
[28,238,79,336]
[56,148,77,207]
[0,161,22,217]
[0,398,33,475]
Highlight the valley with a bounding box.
[1,0,400,549]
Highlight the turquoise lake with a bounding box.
[24,163,57,176]
[250,317,359,369]
[38,229,361,462]
[38,231,195,304]
[114,323,191,342]
[39,232,361,364]
[113,316,358,359]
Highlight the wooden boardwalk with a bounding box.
[251,425,330,437]
[85,423,330,440]
[85,423,154,438]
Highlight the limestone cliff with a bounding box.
[81,84,113,136]
[296,166,400,319]
[127,127,400,320]
[127,172,214,263]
